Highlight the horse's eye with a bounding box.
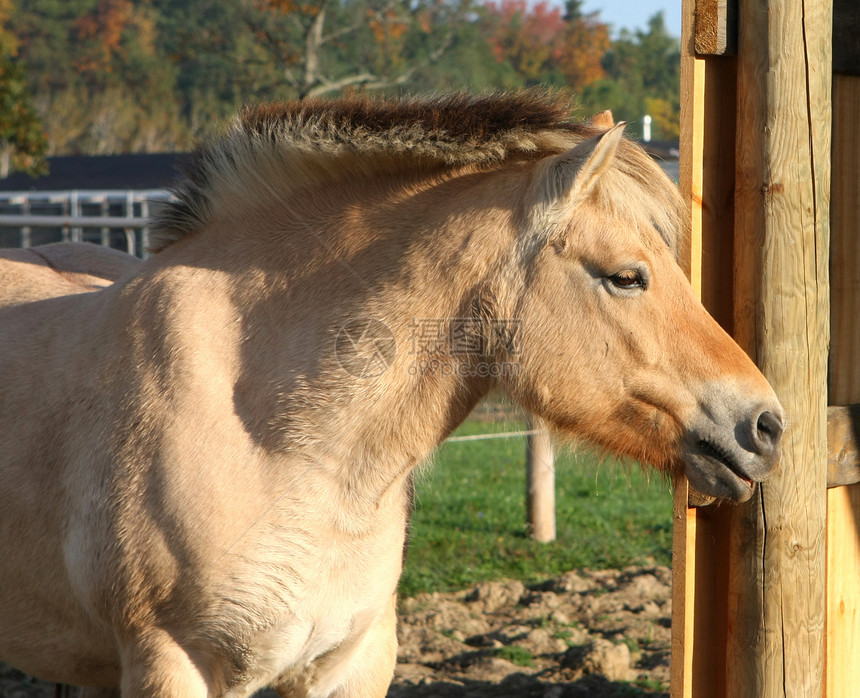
[610,270,644,289]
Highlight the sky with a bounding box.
[581,1,682,38]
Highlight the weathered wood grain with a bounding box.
[728,0,832,696]
[694,0,737,56]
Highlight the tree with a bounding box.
[12,0,185,154]
[595,11,680,139]
[483,0,565,85]
[248,0,474,99]
[556,0,610,93]
[482,0,610,93]
[0,0,46,177]
[151,0,272,132]
[6,1,680,155]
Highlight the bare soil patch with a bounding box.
[1,566,671,698]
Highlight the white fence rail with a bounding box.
[0,190,170,258]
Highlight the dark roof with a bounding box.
[0,153,189,192]
[0,142,678,193]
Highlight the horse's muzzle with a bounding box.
[682,396,786,502]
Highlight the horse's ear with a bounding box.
[538,122,626,207]
[588,110,614,129]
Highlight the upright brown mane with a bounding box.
[239,92,583,162]
[151,92,677,251]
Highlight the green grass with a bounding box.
[399,419,673,597]
[492,646,535,667]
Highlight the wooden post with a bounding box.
[525,415,555,543]
[727,1,831,697]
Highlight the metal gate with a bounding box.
[0,190,170,258]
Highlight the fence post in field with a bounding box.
[525,415,555,543]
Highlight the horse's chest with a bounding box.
[215,514,405,693]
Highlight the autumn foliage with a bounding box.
[0,0,46,175]
[483,0,609,92]
[7,0,681,159]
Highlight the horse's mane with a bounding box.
[151,92,681,251]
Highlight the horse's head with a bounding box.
[502,123,784,502]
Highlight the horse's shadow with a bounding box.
[384,673,667,697]
[251,673,668,698]
[0,671,667,698]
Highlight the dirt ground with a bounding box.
[1,566,671,698]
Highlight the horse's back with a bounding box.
[0,242,140,307]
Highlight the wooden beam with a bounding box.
[694,0,737,56]
[671,477,694,697]
[672,476,733,698]
[828,405,860,488]
[727,0,832,696]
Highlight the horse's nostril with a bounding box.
[754,410,785,454]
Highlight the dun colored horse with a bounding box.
[0,93,784,697]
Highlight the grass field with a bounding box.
[399,418,674,597]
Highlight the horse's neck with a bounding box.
[133,167,521,510]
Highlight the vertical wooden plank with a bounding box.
[673,0,706,685]
[826,484,860,697]
[826,73,860,698]
[691,505,730,697]
[525,416,555,542]
[671,475,696,698]
[728,0,831,696]
[673,0,739,695]
[696,59,736,333]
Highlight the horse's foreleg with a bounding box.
[118,631,209,697]
[277,594,398,698]
[326,594,398,698]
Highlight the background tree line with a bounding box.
[4,0,680,173]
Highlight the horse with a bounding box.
[0,92,784,697]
